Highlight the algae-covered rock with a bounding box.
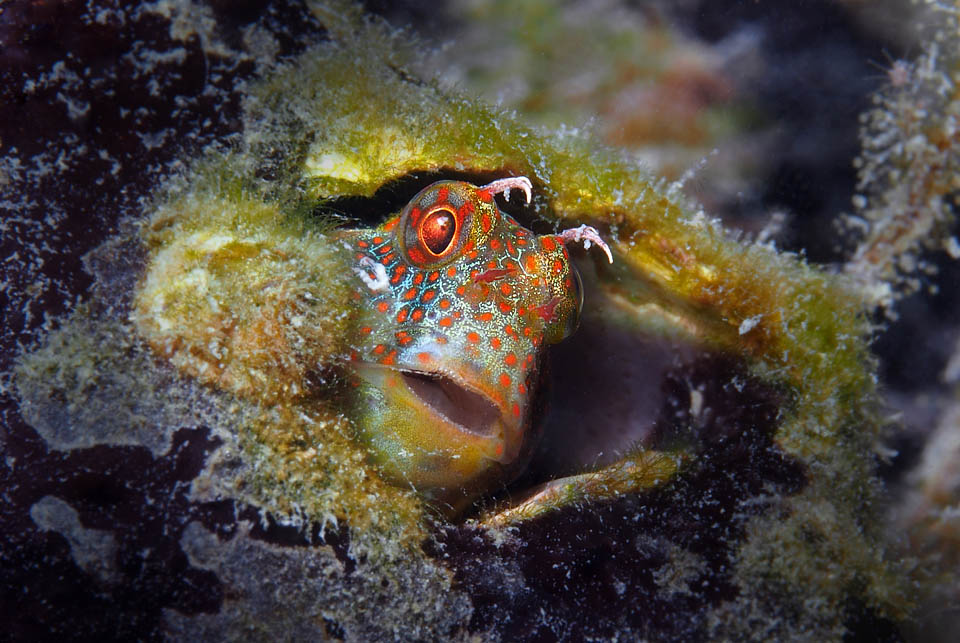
[2,0,938,639]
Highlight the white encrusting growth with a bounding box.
[355,256,390,292]
[738,314,763,335]
[558,224,614,263]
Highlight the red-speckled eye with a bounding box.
[420,207,457,256]
[398,181,479,267]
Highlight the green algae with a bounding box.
[177,12,906,625]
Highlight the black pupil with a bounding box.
[422,210,456,255]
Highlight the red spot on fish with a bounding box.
[360,326,372,335]
[422,289,436,302]
[476,312,493,322]
[491,337,502,349]
[413,273,424,285]
[499,373,511,388]
[504,353,517,366]
[467,332,480,343]
[417,352,431,364]
[439,298,451,310]
[512,403,520,417]
[411,308,424,322]
[428,271,439,282]
[439,317,453,327]
[474,266,516,283]
[535,297,561,322]
[498,302,512,314]
[541,236,556,252]
[377,301,390,313]
[381,350,397,366]
[373,344,386,355]
[396,308,409,323]
[447,266,457,277]
[403,288,418,301]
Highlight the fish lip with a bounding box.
[349,360,523,463]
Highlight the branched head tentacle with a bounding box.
[557,224,614,263]
[479,176,533,204]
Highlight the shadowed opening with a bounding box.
[313,168,553,233]
[402,370,500,436]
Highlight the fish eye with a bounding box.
[420,207,458,256]
[398,182,475,267]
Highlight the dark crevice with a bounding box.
[314,168,547,231]
[429,353,808,639]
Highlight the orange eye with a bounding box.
[420,207,458,257]
[398,181,479,267]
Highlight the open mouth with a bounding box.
[400,370,501,437]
